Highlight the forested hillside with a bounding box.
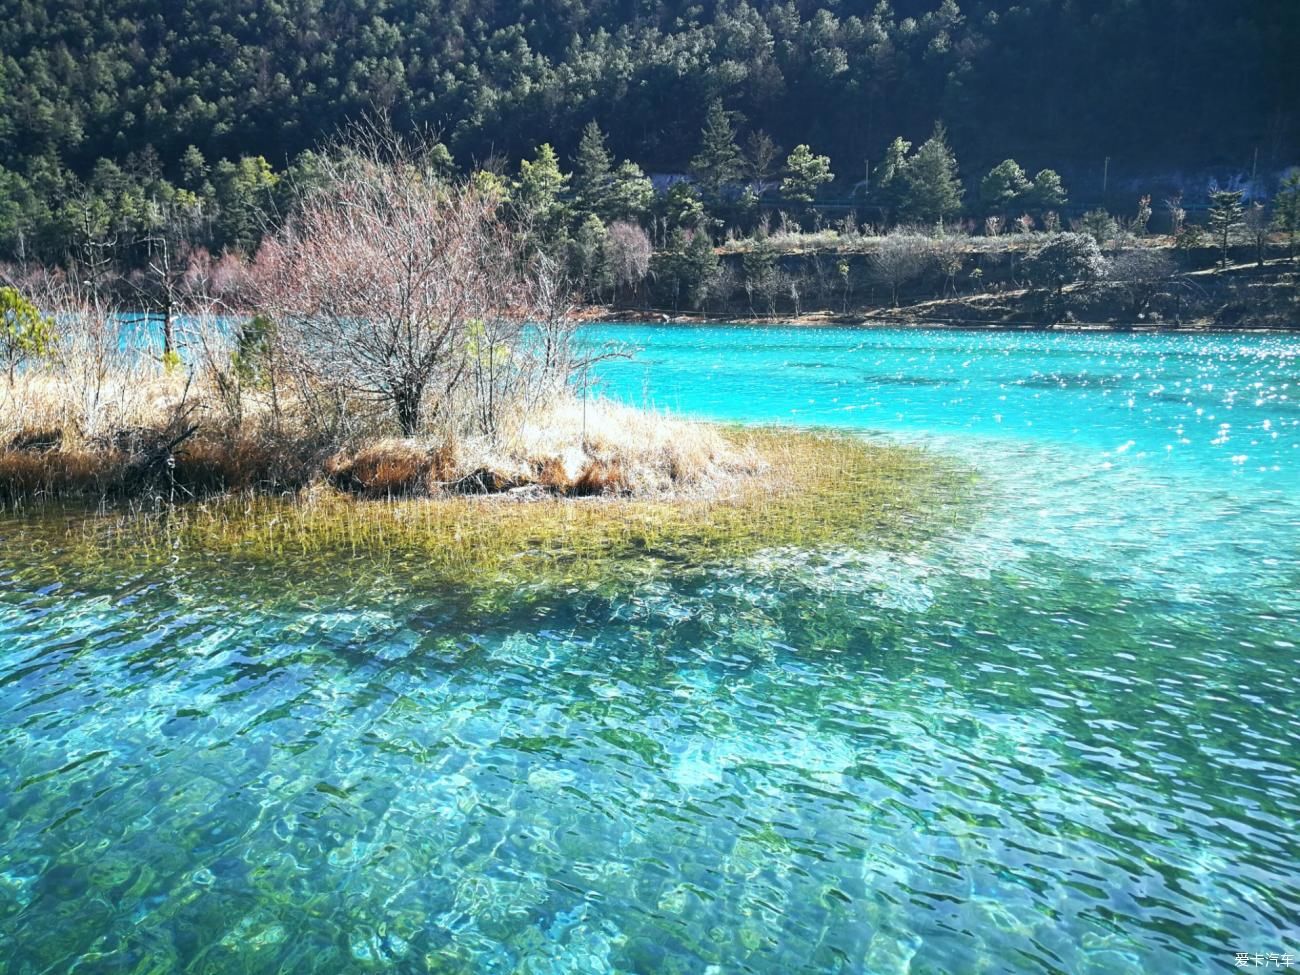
[0,0,1296,267]
[3,0,1294,178]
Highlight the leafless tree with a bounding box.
[744,131,783,192]
[870,231,932,307]
[931,230,967,297]
[806,252,836,306]
[127,197,207,360]
[1164,194,1186,237]
[785,270,802,317]
[704,262,739,314]
[184,248,254,310]
[254,143,540,437]
[606,221,652,303]
[1109,248,1177,317]
[1244,202,1270,268]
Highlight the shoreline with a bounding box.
[582,306,1300,332]
[579,256,1300,332]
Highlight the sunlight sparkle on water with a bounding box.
[2,327,1298,974]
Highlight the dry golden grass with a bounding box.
[2,371,761,503]
[323,440,457,496]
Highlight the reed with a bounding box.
[44,427,972,591]
[3,349,973,595]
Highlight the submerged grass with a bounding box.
[32,428,973,594]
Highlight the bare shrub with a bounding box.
[1024,233,1109,296]
[870,231,932,306]
[1109,248,1177,317]
[931,230,968,297]
[255,144,550,438]
[606,221,652,300]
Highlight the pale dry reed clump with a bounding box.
[319,395,764,499]
[505,395,763,497]
[2,354,767,501]
[1,369,189,447]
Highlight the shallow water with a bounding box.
[2,326,1298,974]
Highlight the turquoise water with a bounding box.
[2,326,1299,973]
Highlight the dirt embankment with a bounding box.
[587,256,1300,331]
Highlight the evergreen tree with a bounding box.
[1207,189,1245,270]
[1028,169,1068,210]
[513,144,571,247]
[569,214,612,299]
[470,169,510,205]
[0,168,41,260]
[781,144,834,203]
[1272,172,1300,261]
[1024,232,1108,298]
[653,228,720,311]
[0,286,55,385]
[603,161,655,224]
[0,0,1292,269]
[683,230,720,309]
[573,122,612,218]
[979,159,1030,213]
[180,146,208,188]
[690,100,741,198]
[1077,209,1117,247]
[901,124,963,225]
[742,237,781,314]
[661,182,707,232]
[212,156,279,253]
[873,137,912,216]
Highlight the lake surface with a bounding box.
[2,326,1298,973]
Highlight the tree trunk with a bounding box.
[394,382,424,436]
[163,305,174,360]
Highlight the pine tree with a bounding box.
[604,161,655,224]
[180,146,208,188]
[573,122,612,218]
[690,100,741,198]
[1,286,55,385]
[514,144,571,248]
[661,182,706,232]
[569,214,612,299]
[1207,189,1245,270]
[873,136,912,216]
[683,229,720,309]
[901,124,963,225]
[654,228,717,311]
[979,160,1030,213]
[781,144,833,203]
[1028,169,1068,210]
[212,155,279,252]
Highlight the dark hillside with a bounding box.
[1,0,1294,180]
